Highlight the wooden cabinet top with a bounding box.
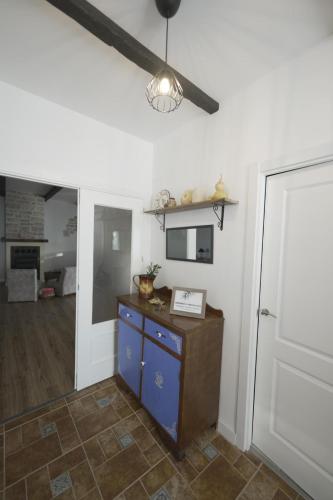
[117,287,223,336]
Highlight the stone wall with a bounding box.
[5,190,45,239]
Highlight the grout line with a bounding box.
[66,396,104,500]
[234,467,261,500]
[4,440,85,491]
[140,478,150,497]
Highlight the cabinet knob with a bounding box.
[126,312,132,318]
[140,361,146,367]
[156,331,166,339]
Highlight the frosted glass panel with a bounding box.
[92,206,132,324]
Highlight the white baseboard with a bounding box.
[217,418,237,445]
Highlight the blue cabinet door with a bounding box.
[141,338,181,441]
[118,320,142,397]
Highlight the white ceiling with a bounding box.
[1,0,333,141]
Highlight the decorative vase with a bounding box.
[210,175,227,201]
[181,190,193,205]
[133,274,155,299]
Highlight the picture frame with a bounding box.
[170,287,207,319]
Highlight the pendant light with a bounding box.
[146,1,183,113]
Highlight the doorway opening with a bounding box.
[0,175,78,421]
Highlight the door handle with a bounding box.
[260,308,277,318]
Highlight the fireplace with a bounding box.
[10,246,40,279]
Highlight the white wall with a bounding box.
[0,197,5,282]
[151,35,333,443]
[0,81,153,202]
[44,197,78,275]
[0,80,153,272]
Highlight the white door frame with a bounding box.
[235,142,333,451]
[76,188,143,390]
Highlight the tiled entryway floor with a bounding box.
[0,377,303,499]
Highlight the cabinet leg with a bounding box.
[174,449,185,461]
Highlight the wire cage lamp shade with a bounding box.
[146,15,183,113]
[146,67,183,113]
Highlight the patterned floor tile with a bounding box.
[96,397,112,409]
[119,433,135,449]
[26,467,52,499]
[6,432,62,486]
[94,444,149,499]
[70,460,96,499]
[202,443,219,460]
[48,446,86,479]
[212,435,241,464]
[40,421,57,438]
[191,455,246,500]
[5,479,27,500]
[75,405,120,441]
[141,458,175,496]
[123,481,148,500]
[51,471,72,497]
[233,454,258,481]
[151,487,171,500]
[1,378,300,500]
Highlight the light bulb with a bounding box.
[159,77,171,95]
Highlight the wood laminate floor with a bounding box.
[0,285,75,422]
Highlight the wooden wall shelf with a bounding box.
[144,198,238,231]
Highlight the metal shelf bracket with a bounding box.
[154,212,166,231]
[212,203,225,231]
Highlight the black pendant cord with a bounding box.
[165,18,169,64]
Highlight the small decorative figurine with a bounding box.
[210,175,227,201]
[166,197,177,208]
[192,188,206,203]
[152,190,171,210]
[181,189,193,205]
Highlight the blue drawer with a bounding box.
[118,303,143,330]
[144,318,182,355]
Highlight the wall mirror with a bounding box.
[166,225,214,264]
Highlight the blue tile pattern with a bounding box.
[50,471,72,497]
[202,443,219,460]
[119,433,135,448]
[96,397,112,408]
[151,487,170,500]
[40,422,57,438]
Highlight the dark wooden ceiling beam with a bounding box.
[0,176,5,197]
[46,0,219,114]
[44,186,62,201]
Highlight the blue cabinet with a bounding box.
[118,320,142,397]
[117,295,224,458]
[141,338,180,441]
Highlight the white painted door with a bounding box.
[76,189,143,390]
[253,163,333,499]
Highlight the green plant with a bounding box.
[146,262,162,279]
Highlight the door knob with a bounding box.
[260,308,277,318]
